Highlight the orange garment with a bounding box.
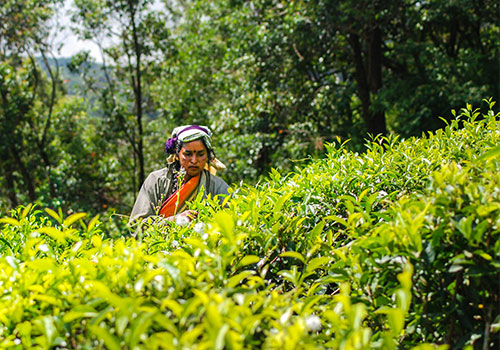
[159,174,200,217]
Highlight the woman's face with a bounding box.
[178,139,208,178]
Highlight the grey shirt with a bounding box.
[129,165,230,224]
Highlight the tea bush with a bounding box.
[0,101,499,349]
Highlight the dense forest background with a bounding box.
[1,0,499,218]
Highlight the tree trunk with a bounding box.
[10,144,36,203]
[34,51,57,198]
[348,30,387,136]
[128,0,145,189]
[2,157,19,208]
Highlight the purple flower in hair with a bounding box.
[165,137,178,154]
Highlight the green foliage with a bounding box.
[4,0,498,214]
[0,0,121,215]
[0,0,61,57]
[0,56,122,214]
[1,102,498,348]
[151,0,499,184]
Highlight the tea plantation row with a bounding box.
[1,101,499,349]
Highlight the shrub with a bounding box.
[0,100,498,349]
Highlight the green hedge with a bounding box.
[1,101,499,349]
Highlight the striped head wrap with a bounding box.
[165,125,213,154]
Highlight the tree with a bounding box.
[381,0,500,136]
[0,0,64,208]
[0,61,37,206]
[152,0,383,182]
[160,0,498,179]
[71,0,171,192]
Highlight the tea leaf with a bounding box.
[280,251,305,263]
[305,256,330,275]
[215,323,229,350]
[161,299,183,318]
[89,325,121,350]
[62,310,98,323]
[45,208,62,224]
[87,214,100,232]
[478,144,500,161]
[228,270,254,288]
[63,212,87,228]
[38,227,65,243]
[237,255,260,268]
[21,204,33,220]
[0,218,20,226]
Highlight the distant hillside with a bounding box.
[37,56,158,119]
[37,56,105,96]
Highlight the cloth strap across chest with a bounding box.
[159,174,201,217]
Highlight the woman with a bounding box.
[129,125,230,227]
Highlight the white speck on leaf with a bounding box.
[175,215,190,227]
[305,315,322,332]
[194,222,205,234]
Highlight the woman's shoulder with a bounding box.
[205,170,227,183]
[149,166,170,177]
[145,166,172,184]
[204,170,229,194]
